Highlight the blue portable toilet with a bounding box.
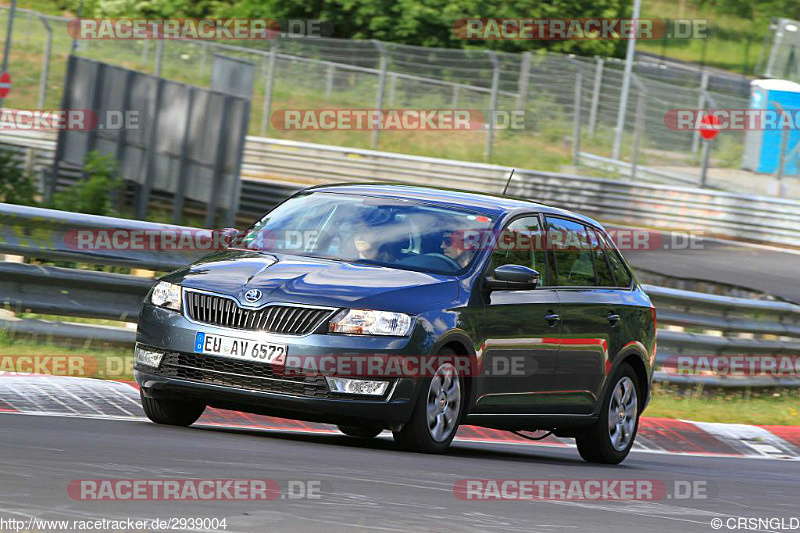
[742,79,800,175]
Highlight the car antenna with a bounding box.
[502,169,516,196]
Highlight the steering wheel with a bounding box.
[425,253,461,271]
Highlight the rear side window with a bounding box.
[587,228,615,287]
[599,232,633,287]
[545,217,595,286]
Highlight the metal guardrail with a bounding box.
[2,204,799,388]
[5,130,800,247]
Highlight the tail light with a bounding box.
[650,306,657,366]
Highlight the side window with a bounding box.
[545,217,596,287]
[600,232,633,287]
[489,216,548,286]
[588,228,615,287]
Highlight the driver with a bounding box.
[440,230,471,268]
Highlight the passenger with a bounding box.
[440,230,471,268]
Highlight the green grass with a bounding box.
[0,331,134,380]
[646,383,800,426]
[638,0,766,74]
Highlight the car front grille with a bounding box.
[184,291,334,335]
[154,351,330,398]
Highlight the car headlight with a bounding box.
[329,309,412,336]
[149,281,182,311]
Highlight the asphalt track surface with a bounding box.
[1,413,798,533]
[611,229,800,303]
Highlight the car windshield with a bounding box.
[239,191,494,275]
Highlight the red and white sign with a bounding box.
[0,72,11,99]
[699,113,720,140]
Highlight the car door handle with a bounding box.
[607,312,621,326]
[544,312,561,326]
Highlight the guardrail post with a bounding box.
[572,69,583,167]
[588,57,604,137]
[691,71,709,153]
[260,39,278,136]
[371,40,387,150]
[516,51,531,112]
[484,51,500,162]
[141,40,149,66]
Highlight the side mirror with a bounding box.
[485,264,539,291]
[220,227,240,248]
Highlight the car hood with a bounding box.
[163,250,460,314]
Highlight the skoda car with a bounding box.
[135,184,656,464]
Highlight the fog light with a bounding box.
[326,377,389,396]
[135,345,164,368]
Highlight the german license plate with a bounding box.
[193,332,286,363]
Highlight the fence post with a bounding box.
[142,40,149,66]
[691,71,709,153]
[388,73,397,107]
[516,51,531,112]
[325,63,334,98]
[613,0,642,161]
[588,57,604,137]
[260,39,278,136]
[25,15,52,181]
[201,42,208,74]
[484,51,500,162]
[371,40,387,150]
[154,39,164,77]
[451,85,460,108]
[572,69,583,167]
[0,0,16,110]
[630,83,647,180]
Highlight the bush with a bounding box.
[0,149,38,206]
[51,151,124,216]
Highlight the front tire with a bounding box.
[337,424,384,439]
[576,363,640,464]
[140,391,206,427]
[393,354,463,453]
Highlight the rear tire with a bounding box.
[393,350,463,454]
[337,424,384,439]
[140,391,206,427]
[576,363,640,464]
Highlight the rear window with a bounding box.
[599,232,633,287]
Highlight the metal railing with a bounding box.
[4,129,800,246]
[2,203,799,388]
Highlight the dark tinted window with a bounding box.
[545,217,596,286]
[599,232,633,287]
[588,228,615,287]
[489,216,548,286]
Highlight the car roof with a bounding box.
[305,183,603,228]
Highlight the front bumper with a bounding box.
[135,304,425,426]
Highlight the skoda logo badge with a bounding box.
[244,289,262,303]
